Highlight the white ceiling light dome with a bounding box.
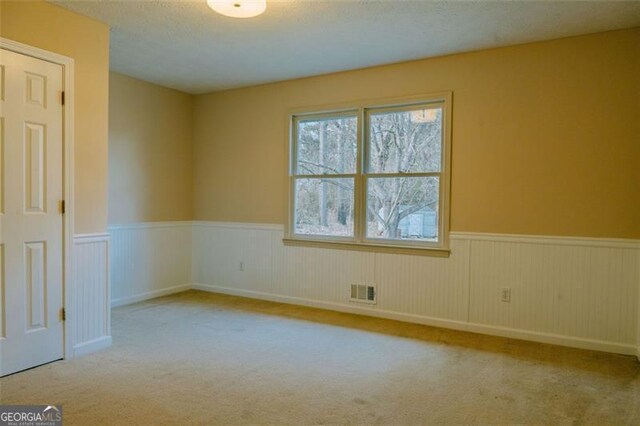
[206,0,267,18]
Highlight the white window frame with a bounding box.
[285,92,452,256]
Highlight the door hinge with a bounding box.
[59,200,65,215]
[61,91,65,105]
[61,308,66,322]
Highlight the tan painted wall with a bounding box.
[1,1,110,234]
[194,28,640,239]
[109,72,193,224]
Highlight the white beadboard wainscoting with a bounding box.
[108,221,640,357]
[109,222,192,307]
[191,222,640,356]
[73,233,111,356]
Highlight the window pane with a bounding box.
[295,178,354,237]
[366,177,439,241]
[296,116,357,175]
[368,106,442,174]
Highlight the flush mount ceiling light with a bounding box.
[207,0,267,18]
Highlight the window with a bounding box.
[287,93,451,254]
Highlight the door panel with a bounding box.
[0,244,4,340]
[0,48,64,377]
[24,122,47,213]
[25,241,47,331]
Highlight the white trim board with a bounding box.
[108,221,193,231]
[111,284,191,308]
[113,221,640,247]
[1,37,77,360]
[451,232,640,249]
[73,336,112,358]
[191,221,283,231]
[192,283,637,356]
[110,279,638,358]
[75,233,111,244]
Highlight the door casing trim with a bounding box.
[1,37,76,360]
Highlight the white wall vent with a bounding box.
[350,284,376,304]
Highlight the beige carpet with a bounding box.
[1,290,639,425]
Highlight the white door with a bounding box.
[0,48,64,376]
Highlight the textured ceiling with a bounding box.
[53,0,640,94]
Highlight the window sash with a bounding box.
[291,111,358,177]
[291,176,357,241]
[287,94,451,252]
[362,175,441,246]
[363,101,445,176]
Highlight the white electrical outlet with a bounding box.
[501,287,511,302]
[239,261,245,272]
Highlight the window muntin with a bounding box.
[289,96,449,251]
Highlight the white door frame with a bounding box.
[1,37,76,360]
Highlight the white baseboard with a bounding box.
[192,283,637,356]
[73,336,112,357]
[111,284,191,308]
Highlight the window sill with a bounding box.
[282,238,450,257]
